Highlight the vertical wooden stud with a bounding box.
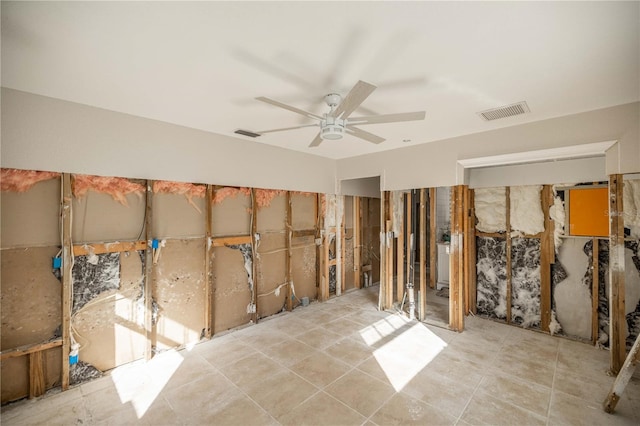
[354,196,362,289]
[429,188,437,289]
[609,174,626,373]
[386,219,394,309]
[286,191,293,311]
[506,186,512,324]
[406,191,413,287]
[462,187,470,315]
[419,188,427,321]
[378,192,387,310]
[144,180,154,360]
[316,194,322,299]
[251,188,259,322]
[204,185,214,338]
[540,185,552,332]
[468,189,477,315]
[341,196,346,295]
[61,173,72,390]
[396,193,405,303]
[449,186,465,331]
[592,237,600,345]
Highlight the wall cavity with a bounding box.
[474,187,506,233]
[510,186,544,235]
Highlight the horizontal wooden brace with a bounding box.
[329,259,337,266]
[211,235,252,247]
[292,229,316,238]
[1,339,63,361]
[73,241,146,256]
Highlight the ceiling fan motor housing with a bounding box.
[320,116,346,140]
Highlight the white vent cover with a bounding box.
[478,101,530,121]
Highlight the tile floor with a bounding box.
[2,285,639,425]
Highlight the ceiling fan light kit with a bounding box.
[255,80,426,147]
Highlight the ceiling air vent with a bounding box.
[478,101,530,121]
[234,129,261,138]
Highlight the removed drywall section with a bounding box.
[291,192,316,230]
[153,239,206,351]
[72,251,146,371]
[474,187,506,233]
[72,190,145,243]
[476,237,507,319]
[1,177,60,248]
[72,253,120,313]
[152,192,206,239]
[510,186,544,235]
[211,187,251,236]
[510,238,541,328]
[362,198,381,284]
[212,246,252,332]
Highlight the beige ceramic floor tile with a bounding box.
[2,397,89,426]
[325,369,395,417]
[549,390,638,426]
[295,326,345,350]
[260,338,318,367]
[219,352,287,391]
[323,337,374,366]
[325,317,368,337]
[196,336,257,368]
[289,352,353,388]
[244,370,318,419]
[461,391,546,426]
[477,372,551,417]
[401,369,476,419]
[202,395,279,426]
[489,350,555,388]
[370,393,457,426]
[278,391,366,426]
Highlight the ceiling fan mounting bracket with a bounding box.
[324,93,342,109]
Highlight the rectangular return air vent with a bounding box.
[478,101,530,121]
[234,129,261,138]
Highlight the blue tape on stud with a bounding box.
[152,239,159,249]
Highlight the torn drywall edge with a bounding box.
[324,194,337,228]
[0,168,60,192]
[510,185,545,235]
[475,187,506,233]
[73,174,145,206]
[227,243,253,293]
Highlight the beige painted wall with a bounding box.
[338,102,639,190]
[1,88,337,194]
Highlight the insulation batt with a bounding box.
[73,175,144,206]
[154,180,206,212]
[549,193,565,251]
[474,187,506,233]
[392,191,404,235]
[510,186,545,235]
[255,189,287,208]
[0,168,60,192]
[623,179,640,238]
[212,187,251,204]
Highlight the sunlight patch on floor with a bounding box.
[111,349,183,418]
[361,319,447,392]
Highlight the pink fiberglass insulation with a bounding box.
[1,168,60,192]
[212,187,251,204]
[73,175,145,206]
[154,180,206,213]
[255,189,287,208]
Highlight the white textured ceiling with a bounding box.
[2,1,638,159]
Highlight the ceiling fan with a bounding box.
[254,80,426,147]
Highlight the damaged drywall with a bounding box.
[474,187,506,233]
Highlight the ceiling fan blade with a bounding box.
[345,126,385,144]
[256,124,318,135]
[308,132,323,147]
[256,97,323,121]
[348,111,426,126]
[331,80,376,119]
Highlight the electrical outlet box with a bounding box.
[52,257,62,269]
